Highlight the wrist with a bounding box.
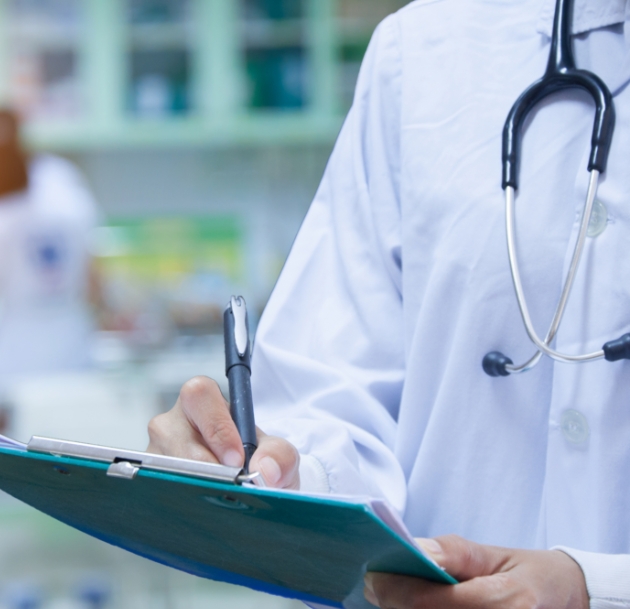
[552,549,589,609]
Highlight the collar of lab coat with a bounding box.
[536,0,628,36]
[537,0,630,95]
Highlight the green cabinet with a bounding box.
[0,0,408,150]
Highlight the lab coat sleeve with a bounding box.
[251,14,407,512]
[555,547,630,608]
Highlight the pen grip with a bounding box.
[226,363,257,452]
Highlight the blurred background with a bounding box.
[0,0,410,607]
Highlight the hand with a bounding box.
[147,376,300,489]
[364,534,589,609]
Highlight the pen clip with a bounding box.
[230,296,249,358]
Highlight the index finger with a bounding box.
[176,376,245,468]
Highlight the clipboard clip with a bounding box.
[27,436,259,485]
[107,460,141,480]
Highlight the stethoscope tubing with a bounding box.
[481,0,629,377]
[505,170,605,373]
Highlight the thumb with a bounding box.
[416,534,508,582]
[249,430,300,489]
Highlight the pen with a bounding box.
[224,296,257,473]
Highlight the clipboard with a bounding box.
[0,436,456,609]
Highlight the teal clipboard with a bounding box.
[0,440,455,609]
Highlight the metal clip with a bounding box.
[231,296,249,357]
[237,471,265,486]
[107,461,139,480]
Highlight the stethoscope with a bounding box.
[482,0,630,377]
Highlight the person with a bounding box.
[147,1,630,607]
[0,110,100,388]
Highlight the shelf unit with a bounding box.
[0,0,409,151]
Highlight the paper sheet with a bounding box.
[0,434,26,450]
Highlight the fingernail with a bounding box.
[417,538,443,559]
[364,574,378,606]
[222,449,243,468]
[259,456,282,486]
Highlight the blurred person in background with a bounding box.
[0,109,99,390]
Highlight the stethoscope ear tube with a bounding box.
[501,0,615,190]
[502,73,614,190]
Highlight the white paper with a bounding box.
[0,434,26,450]
[366,499,438,567]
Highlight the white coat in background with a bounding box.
[0,154,98,386]
[250,0,630,603]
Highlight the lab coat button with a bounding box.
[560,409,590,444]
[587,199,607,238]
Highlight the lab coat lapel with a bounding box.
[536,0,630,95]
[536,0,627,37]
[616,16,630,95]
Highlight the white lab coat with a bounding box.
[0,155,98,386]
[251,0,630,605]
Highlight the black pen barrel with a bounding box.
[226,363,257,450]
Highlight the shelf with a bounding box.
[240,18,306,49]
[128,23,193,50]
[22,113,344,150]
[8,23,80,46]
